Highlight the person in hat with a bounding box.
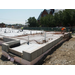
[61,27,66,34]
[21,27,24,31]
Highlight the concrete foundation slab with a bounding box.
[1,27,71,64]
[2,36,69,65]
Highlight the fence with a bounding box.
[24,27,70,32]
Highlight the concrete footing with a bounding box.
[2,33,71,65]
[2,37,20,52]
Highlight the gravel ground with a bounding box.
[43,37,75,65]
[0,37,75,65]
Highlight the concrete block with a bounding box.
[56,37,62,44]
[3,37,19,42]
[42,38,60,53]
[59,37,61,40]
[54,37,62,45]
[42,43,51,53]
[56,38,60,42]
[2,43,9,52]
[3,37,15,42]
[2,37,20,53]
[9,48,22,57]
[31,51,37,61]
[51,40,55,46]
[23,50,37,61]
[42,44,48,53]
[23,52,31,61]
[64,34,69,38]
[7,40,20,47]
[52,39,57,45]
[46,42,53,50]
[37,47,42,57]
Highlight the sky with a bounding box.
[0,9,44,24]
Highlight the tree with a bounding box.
[48,14,55,27]
[40,16,47,27]
[40,14,55,27]
[62,9,75,27]
[58,11,63,26]
[27,17,39,27]
[72,10,75,26]
[54,13,59,26]
[40,9,75,27]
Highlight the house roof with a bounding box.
[37,9,52,20]
[37,9,65,20]
[47,9,51,14]
[53,9,65,15]
[37,11,43,20]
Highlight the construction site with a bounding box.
[0,27,73,65]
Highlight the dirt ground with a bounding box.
[0,37,75,65]
[43,37,75,65]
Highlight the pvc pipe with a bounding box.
[30,31,32,34]
[44,32,46,41]
[27,35,29,45]
[4,29,6,33]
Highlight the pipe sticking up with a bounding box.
[27,35,29,45]
[43,32,46,43]
[30,31,32,34]
[4,29,6,33]
[45,32,46,41]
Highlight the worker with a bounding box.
[21,27,24,31]
[61,27,66,34]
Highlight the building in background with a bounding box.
[37,9,55,21]
[53,9,65,15]
[37,9,65,21]
[0,23,6,27]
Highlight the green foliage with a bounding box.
[27,17,39,27]
[40,14,55,27]
[27,9,75,27]
[40,9,75,27]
